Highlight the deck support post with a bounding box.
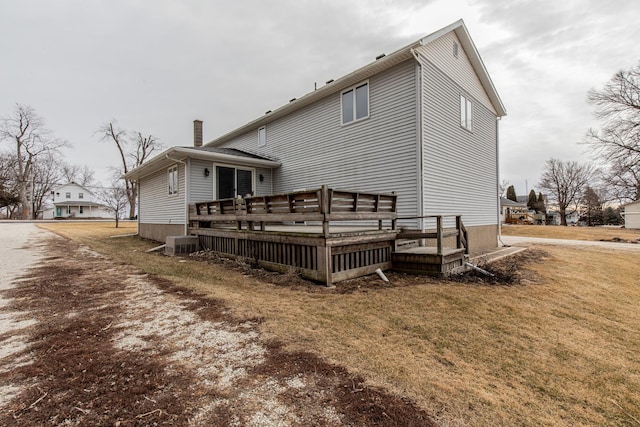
[456,216,462,249]
[321,184,330,238]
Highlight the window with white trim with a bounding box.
[258,126,266,147]
[168,165,178,195]
[460,94,473,131]
[65,192,71,199]
[341,81,369,124]
[78,192,84,199]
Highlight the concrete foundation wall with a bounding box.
[466,224,498,255]
[139,223,186,243]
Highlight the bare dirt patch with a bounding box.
[0,236,434,426]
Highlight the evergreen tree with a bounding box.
[603,206,622,225]
[506,185,517,202]
[581,186,604,226]
[537,192,547,213]
[527,189,537,210]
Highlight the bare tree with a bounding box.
[499,179,509,198]
[0,153,20,217]
[98,121,161,218]
[0,104,67,219]
[539,159,595,226]
[598,153,640,202]
[60,163,96,187]
[98,181,129,228]
[585,62,640,202]
[29,152,66,219]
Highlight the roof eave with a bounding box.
[205,40,421,147]
[124,147,281,181]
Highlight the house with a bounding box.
[546,210,581,226]
[500,197,529,224]
[622,200,640,229]
[43,182,112,219]
[125,19,506,255]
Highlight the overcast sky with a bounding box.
[1,0,639,196]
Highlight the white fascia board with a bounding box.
[124,147,281,181]
[172,147,281,168]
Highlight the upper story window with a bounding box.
[341,81,369,124]
[168,165,178,195]
[258,126,266,147]
[65,192,71,199]
[460,94,473,131]
[78,192,84,199]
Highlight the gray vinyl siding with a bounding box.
[254,167,272,195]
[216,60,419,218]
[189,159,273,202]
[190,159,214,203]
[421,60,498,227]
[139,163,186,224]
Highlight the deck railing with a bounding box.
[190,185,397,235]
[396,215,468,255]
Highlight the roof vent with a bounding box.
[376,53,386,60]
[326,79,334,84]
[265,110,271,114]
[289,98,296,103]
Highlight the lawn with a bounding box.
[502,223,640,242]
[40,222,640,426]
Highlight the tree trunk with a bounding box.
[559,207,567,226]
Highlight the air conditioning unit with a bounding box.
[165,236,199,256]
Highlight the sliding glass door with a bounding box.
[216,166,254,199]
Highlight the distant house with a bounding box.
[43,183,112,219]
[623,200,640,229]
[125,19,506,255]
[500,197,529,224]
[546,210,580,226]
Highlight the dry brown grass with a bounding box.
[40,222,640,426]
[502,224,640,242]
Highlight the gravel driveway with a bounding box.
[501,235,640,251]
[0,223,431,426]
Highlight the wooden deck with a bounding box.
[188,186,469,285]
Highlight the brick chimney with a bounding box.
[193,119,203,147]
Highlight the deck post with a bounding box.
[321,185,330,237]
[456,216,462,249]
[436,216,443,256]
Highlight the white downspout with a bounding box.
[496,117,504,247]
[411,47,425,234]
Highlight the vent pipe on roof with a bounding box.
[193,119,203,147]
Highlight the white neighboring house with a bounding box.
[623,200,640,229]
[43,183,112,219]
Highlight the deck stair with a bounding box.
[391,215,469,276]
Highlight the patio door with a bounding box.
[216,166,253,199]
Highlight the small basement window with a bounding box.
[341,81,369,124]
[168,165,178,195]
[460,94,473,131]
